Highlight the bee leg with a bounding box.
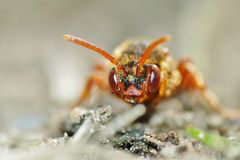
[70,65,108,109]
[178,58,240,119]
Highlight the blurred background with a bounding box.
[0,0,240,131]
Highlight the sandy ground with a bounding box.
[1,93,240,160]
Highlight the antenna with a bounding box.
[137,35,171,68]
[63,34,120,66]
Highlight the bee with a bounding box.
[63,34,240,119]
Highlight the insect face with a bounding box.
[109,61,160,104]
[63,34,170,105]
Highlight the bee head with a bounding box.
[109,60,160,104]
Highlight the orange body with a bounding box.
[63,34,240,119]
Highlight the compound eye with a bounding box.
[109,69,119,93]
[147,65,160,95]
